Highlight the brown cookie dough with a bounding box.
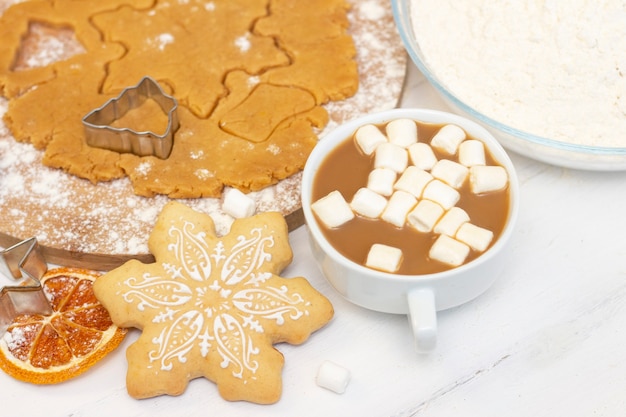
[93,201,334,403]
[0,0,358,198]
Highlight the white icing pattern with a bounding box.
[120,220,309,381]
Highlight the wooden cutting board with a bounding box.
[0,0,407,270]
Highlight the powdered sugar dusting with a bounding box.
[235,34,251,52]
[194,168,214,180]
[0,103,301,255]
[0,0,406,267]
[150,33,175,51]
[247,75,260,88]
[4,325,29,352]
[360,0,386,20]
[11,21,86,72]
[135,161,152,176]
[267,143,281,155]
[323,0,407,132]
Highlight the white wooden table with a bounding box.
[4,63,626,417]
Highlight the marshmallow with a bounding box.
[429,234,470,267]
[422,179,460,210]
[430,159,469,189]
[407,199,445,233]
[311,190,355,228]
[365,243,403,273]
[381,191,417,227]
[459,139,486,167]
[355,124,388,155]
[386,118,418,148]
[393,166,433,198]
[374,142,409,173]
[407,142,438,171]
[222,188,256,218]
[433,206,470,236]
[316,361,351,394]
[367,168,396,197]
[456,222,494,252]
[469,165,509,194]
[430,124,466,155]
[350,187,388,219]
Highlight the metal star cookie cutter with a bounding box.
[0,237,52,336]
[82,76,179,159]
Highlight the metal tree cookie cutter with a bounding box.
[0,237,52,336]
[82,76,180,159]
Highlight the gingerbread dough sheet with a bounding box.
[0,0,407,269]
[2,0,356,198]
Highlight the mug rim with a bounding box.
[301,108,520,285]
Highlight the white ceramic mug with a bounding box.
[301,108,520,352]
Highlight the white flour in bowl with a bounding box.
[410,0,626,148]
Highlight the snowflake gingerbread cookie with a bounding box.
[93,201,334,404]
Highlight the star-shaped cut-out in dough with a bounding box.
[93,202,333,403]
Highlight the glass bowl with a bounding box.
[391,0,626,171]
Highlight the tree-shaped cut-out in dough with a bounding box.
[0,0,358,198]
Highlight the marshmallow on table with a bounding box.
[311,190,355,228]
[381,190,417,227]
[316,361,351,394]
[386,118,418,148]
[429,234,470,267]
[367,168,396,197]
[365,243,403,272]
[422,179,460,210]
[469,165,509,194]
[431,159,469,189]
[355,124,388,155]
[350,187,388,219]
[374,142,409,173]
[459,139,486,167]
[433,206,470,236]
[430,124,466,155]
[456,222,494,252]
[222,188,256,218]
[393,166,433,198]
[407,199,445,233]
[408,142,438,171]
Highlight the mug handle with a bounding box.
[407,288,437,352]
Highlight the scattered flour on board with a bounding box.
[411,0,626,148]
[323,0,407,131]
[0,0,406,257]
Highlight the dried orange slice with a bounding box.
[0,267,127,384]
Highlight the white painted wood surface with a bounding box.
[4,63,626,417]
